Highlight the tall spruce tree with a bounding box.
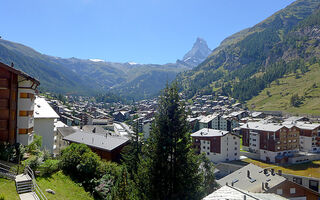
[140,84,203,200]
[121,120,142,175]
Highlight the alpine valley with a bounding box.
[0,37,211,100]
[177,0,320,115]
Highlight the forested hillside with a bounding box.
[177,0,320,115]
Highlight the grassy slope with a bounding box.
[0,178,20,199]
[36,171,93,200]
[247,63,320,115]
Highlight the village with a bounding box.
[1,61,320,199]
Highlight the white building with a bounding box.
[191,128,240,163]
[34,97,59,154]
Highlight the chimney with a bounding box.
[231,181,234,186]
[92,127,96,133]
[265,182,269,189]
[11,62,14,68]
[244,195,246,200]
[80,125,83,129]
[271,169,275,175]
[262,182,264,190]
[278,170,282,176]
[247,170,250,178]
[264,169,268,174]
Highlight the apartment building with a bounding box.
[199,114,239,132]
[291,122,320,153]
[34,97,59,154]
[241,122,300,163]
[0,62,39,145]
[191,128,240,163]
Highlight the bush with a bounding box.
[0,194,4,200]
[25,135,42,155]
[23,155,42,171]
[60,143,101,182]
[40,159,60,176]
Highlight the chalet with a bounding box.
[0,62,39,145]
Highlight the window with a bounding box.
[207,147,209,150]
[20,93,34,99]
[234,153,237,156]
[276,189,283,195]
[290,188,296,194]
[19,111,33,117]
[203,146,205,149]
[309,180,319,192]
[18,127,33,134]
[235,147,237,150]
[207,152,209,155]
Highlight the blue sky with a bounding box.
[0,0,295,64]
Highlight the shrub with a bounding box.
[0,194,4,200]
[25,135,42,155]
[40,159,60,176]
[60,143,91,176]
[60,143,101,182]
[23,155,42,171]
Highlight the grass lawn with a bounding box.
[0,178,20,199]
[36,171,94,200]
[242,158,320,178]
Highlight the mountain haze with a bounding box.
[0,37,210,100]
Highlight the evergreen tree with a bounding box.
[140,83,203,200]
[121,120,142,175]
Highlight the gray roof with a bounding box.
[81,125,109,134]
[240,122,284,132]
[203,185,288,200]
[63,130,129,152]
[199,114,219,123]
[217,163,286,193]
[191,128,229,137]
[57,127,77,137]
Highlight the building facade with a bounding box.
[0,62,39,146]
[241,122,300,163]
[191,128,240,163]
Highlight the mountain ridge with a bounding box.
[0,37,211,100]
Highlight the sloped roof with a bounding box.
[217,163,286,193]
[204,185,287,200]
[63,130,129,152]
[240,122,284,132]
[0,62,40,85]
